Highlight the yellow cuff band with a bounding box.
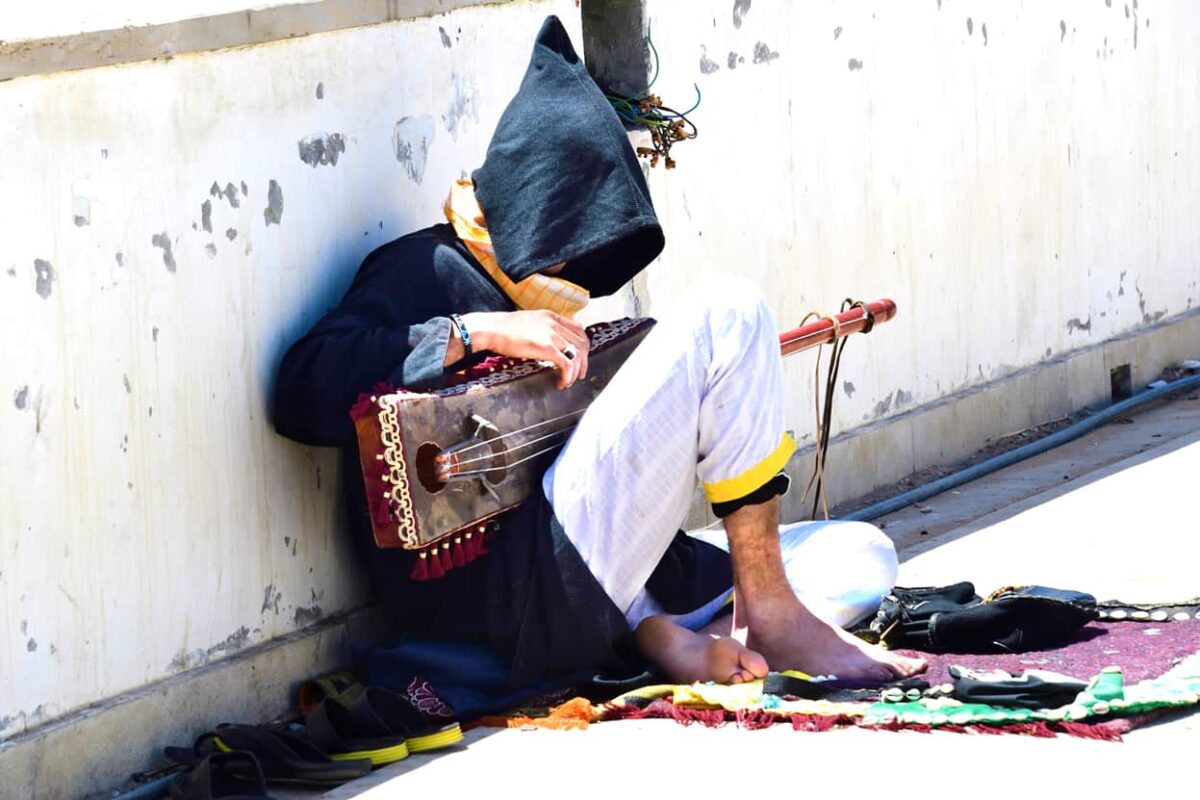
[703,433,796,504]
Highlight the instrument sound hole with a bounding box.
[415,442,447,494]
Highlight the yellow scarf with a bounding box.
[444,180,589,318]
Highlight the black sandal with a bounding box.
[167,723,371,786]
[167,751,272,799]
[303,685,464,765]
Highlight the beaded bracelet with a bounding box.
[449,313,472,357]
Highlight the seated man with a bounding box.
[272,16,925,691]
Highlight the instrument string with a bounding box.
[452,441,570,477]
[444,408,587,458]
[449,425,577,468]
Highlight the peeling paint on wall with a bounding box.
[393,116,435,185]
[212,181,241,208]
[752,42,779,64]
[264,180,284,226]
[73,196,90,227]
[848,58,863,70]
[293,604,322,627]
[732,0,751,29]
[150,233,176,272]
[442,74,479,141]
[727,52,743,69]
[315,81,324,99]
[1135,285,1167,324]
[1066,316,1092,334]
[13,385,29,410]
[33,258,54,298]
[871,393,893,419]
[298,133,347,168]
[201,200,213,233]
[168,627,252,673]
[226,228,237,241]
[699,45,720,74]
[261,585,281,614]
[439,26,452,48]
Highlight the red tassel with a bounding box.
[427,547,445,579]
[438,544,453,573]
[474,529,489,557]
[410,552,430,581]
[349,393,376,421]
[452,537,466,568]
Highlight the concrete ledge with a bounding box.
[0,0,502,82]
[0,609,376,800]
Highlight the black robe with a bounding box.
[272,16,731,690]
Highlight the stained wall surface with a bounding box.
[636,0,1199,446]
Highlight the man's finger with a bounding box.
[542,341,573,389]
[552,321,590,357]
[576,347,588,381]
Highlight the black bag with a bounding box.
[866,583,1098,653]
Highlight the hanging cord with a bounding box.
[604,26,699,169]
[799,299,875,519]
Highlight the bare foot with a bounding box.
[635,615,770,684]
[744,595,927,682]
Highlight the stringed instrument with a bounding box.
[351,299,896,574]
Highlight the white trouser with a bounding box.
[542,279,787,616]
[542,280,895,630]
[630,520,899,631]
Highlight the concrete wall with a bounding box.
[0,0,581,744]
[3,0,1199,771]
[636,0,1200,450]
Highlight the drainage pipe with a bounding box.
[841,374,1200,523]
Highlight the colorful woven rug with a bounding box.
[899,619,1200,685]
[590,619,1200,739]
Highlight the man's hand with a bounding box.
[453,310,589,389]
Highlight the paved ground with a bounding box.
[283,392,1200,800]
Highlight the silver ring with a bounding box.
[561,344,577,361]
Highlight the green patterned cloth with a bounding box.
[861,666,1200,727]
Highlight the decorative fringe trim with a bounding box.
[349,392,376,422]
[601,698,1130,741]
[1054,720,1126,741]
[788,714,850,732]
[734,709,779,730]
[427,549,445,579]
[407,525,493,581]
[410,552,430,581]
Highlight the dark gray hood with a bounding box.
[471,16,664,297]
